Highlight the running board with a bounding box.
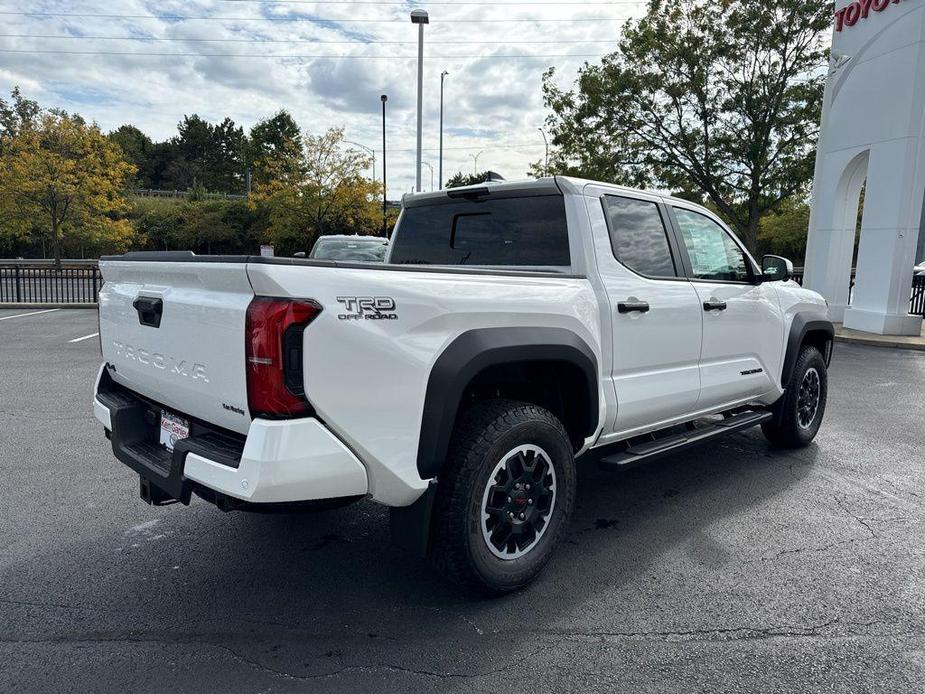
[598,410,773,471]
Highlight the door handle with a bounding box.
[133,296,163,328]
[618,300,650,314]
[703,299,728,311]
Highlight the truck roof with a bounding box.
[402,176,690,207]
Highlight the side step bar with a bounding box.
[598,410,773,471]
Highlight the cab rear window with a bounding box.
[389,195,570,267]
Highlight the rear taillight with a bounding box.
[245,297,322,419]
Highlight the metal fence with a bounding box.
[0,261,102,304]
[912,274,925,317]
[131,188,247,201]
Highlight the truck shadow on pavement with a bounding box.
[5,430,817,690]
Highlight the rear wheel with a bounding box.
[762,345,828,448]
[430,399,576,594]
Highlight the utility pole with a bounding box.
[469,150,484,176]
[439,70,448,189]
[411,9,429,192]
[538,127,549,177]
[381,94,388,237]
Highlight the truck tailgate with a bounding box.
[98,259,254,435]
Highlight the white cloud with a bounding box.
[1,0,646,196]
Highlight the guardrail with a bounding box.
[0,262,103,304]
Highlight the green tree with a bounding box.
[252,128,382,254]
[0,87,40,145]
[127,196,258,254]
[445,171,490,188]
[541,0,831,250]
[109,124,158,188]
[248,110,302,185]
[757,196,811,262]
[0,112,136,265]
[163,115,246,193]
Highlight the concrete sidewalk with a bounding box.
[835,322,925,351]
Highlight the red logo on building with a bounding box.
[835,0,902,32]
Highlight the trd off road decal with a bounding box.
[336,297,398,321]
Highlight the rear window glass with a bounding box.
[389,195,571,267]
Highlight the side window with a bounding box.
[674,208,750,282]
[602,195,677,278]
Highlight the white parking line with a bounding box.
[0,308,61,321]
[69,332,99,344]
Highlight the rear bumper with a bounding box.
[93,366,368,506]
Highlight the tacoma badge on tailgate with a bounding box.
[111,340,209,382]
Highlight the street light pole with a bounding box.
[380,94,388,237]
[343,139,375,181]
[538,127,549,177]
[439,70,448,189]
[469,150,484,176]
[423,162,434,192]
[411,9,429,193]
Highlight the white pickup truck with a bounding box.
[93,177,833,593]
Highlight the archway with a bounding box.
[804,0,924,336]
[804,149,869,322]
[833,150,869,316]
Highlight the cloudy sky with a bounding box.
[0,0,648,198]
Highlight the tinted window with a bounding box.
[603,196,676,277]
[390,195,570,266]
[674,208,750,282]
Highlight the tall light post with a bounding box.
[439,70,448,189]
[380,94,388,237]
[538,127,549,177]
[411,9,429,193]
[469,150,484,176]
[423,162,434,192]
[344,139,375,181]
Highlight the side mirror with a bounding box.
[293,251,307,258]
[761,255,793,282]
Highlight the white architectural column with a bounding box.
[843,140,925,334]
[805,0,924,336]
[804,149,869,322]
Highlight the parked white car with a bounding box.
[93,177,833,593]
[309,234,388,262]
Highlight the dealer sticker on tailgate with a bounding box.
[159,410,189,451]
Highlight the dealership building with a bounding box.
[804,0,925,335]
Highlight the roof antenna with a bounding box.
[484,171,505,182]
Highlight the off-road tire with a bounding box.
[430,399,576,595]
[762,345,828,448]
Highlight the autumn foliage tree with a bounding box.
[540,0,831,250]
[252,127,382,255]
[0,110,136,264]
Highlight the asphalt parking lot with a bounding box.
[1,308,923,693]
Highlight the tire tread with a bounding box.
[430,399,574,594]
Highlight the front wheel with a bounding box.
[430,399,576,595]
[762,345,828,448]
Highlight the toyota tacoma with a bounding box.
[93,177,833,593]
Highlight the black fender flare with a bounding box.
[781,313,834,386]
[416,327,599,481]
